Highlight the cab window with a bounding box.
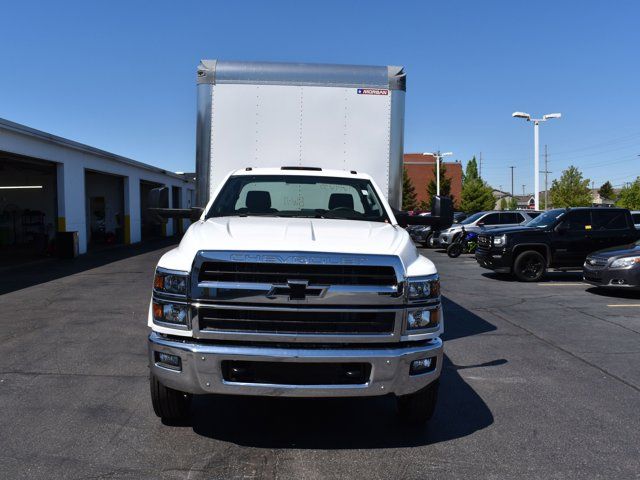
[480,213,501,225]
[500,212,523,224]
[560,210,592,231]
[592,210,628,230]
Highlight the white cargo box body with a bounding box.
[195,60,406,209]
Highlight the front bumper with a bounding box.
[583,264,640,289]
[148,332,443,398]
[475,248,512,273]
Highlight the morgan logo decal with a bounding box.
[357,88,389,95]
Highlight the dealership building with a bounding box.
[0,118,194,262]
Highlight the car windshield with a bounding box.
[525,209,565,228]
[459,212,485,225]
[206,174,390,223]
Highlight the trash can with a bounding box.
[56,231,79,259]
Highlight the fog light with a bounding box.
[410,357,436,375]
[155,351,181,370]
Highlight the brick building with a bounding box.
[403,153,463,208]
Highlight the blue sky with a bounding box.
[1,0,639,194]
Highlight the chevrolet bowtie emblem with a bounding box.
[266,280,326,301]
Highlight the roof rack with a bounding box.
[281,166,323,171]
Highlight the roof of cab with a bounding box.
[229,167,373,180]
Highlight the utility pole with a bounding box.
[539,145,552,210]
[522,184,526,196]
[509,166,515,199]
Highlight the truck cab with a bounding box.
[475,207,640,281]
[148,167,443,424]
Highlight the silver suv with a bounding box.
[437,210,538,246]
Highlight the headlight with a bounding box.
[407,276,440,301]
[493,234,507,246]
[154,269,188,295]
[152,302,189,326]
[407,307,439,330]
[610,256,640,269]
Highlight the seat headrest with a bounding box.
[328,193,354,210]
[246,190,272,212]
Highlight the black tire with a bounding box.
[397,380,439,425]
[150,374,191,422]
[447,243,463,258]
[513,250,546,282]
[421,233,434,249]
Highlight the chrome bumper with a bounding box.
[148,331,443,397]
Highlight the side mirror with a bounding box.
[477,221,485,227]
[190,207,204,222]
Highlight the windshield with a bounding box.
[206,174,390,223]
[525,209,565,228]
[459,212,485,225]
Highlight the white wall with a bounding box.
[0,127,194,254]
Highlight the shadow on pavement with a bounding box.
[482,271,584,283]
[0,237,178,296]
[189,297,502,449]
[585,287,640,300]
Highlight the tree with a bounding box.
[460,177,495,213]
[498,197,508,210]
[598,181,615,200]
[616,177,640,209]
[549,166,592,208]
[464,156,480,182]
[508,197,518,210]
[402,167,418,211]
[425,162,453,208]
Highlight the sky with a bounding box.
[1,0,639,195]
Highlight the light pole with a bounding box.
[423,151,453,196]
[512,112,561,210]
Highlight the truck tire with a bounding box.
[425,233,436,248]
[150,374,191,422]
[396,380,439,424]
[513,250,546,282]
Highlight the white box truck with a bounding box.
[148,60,449,425]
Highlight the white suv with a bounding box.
[437,210,537,247]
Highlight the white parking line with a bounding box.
[607,304,640,307]
[538,283,586,286]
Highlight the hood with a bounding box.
[591,242,640,259]
[479,225,541,236]
[158,216,428,273]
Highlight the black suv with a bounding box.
[475,208,640,281]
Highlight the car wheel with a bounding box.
[513,250,546,282]
[426,234,437,248]
[396,380,439,425]
[422,233,434,248]
[150,374,191,422]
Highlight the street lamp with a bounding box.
[423,151,453,196]
[512,111,561,210]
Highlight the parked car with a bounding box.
[437,210,536,247]
[453,212,468,224]
[632,211,640,229]
[407,224,433,246]
[475,207,640,281]
[583,240,640,290]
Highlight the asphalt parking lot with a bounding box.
[1,242,639,479]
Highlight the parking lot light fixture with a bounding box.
[512,111,562,210]
[423,151,453,196]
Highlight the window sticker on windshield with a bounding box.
[361,190,369,195]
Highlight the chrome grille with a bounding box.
[199,261,397,286]
[198,307,395,334]
[585,257,608,268]
[478,235,491,248]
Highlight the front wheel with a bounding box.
[513,250,546,282]
[447,243,463,258]
[396,380,439,424]
[150,374,191,422]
